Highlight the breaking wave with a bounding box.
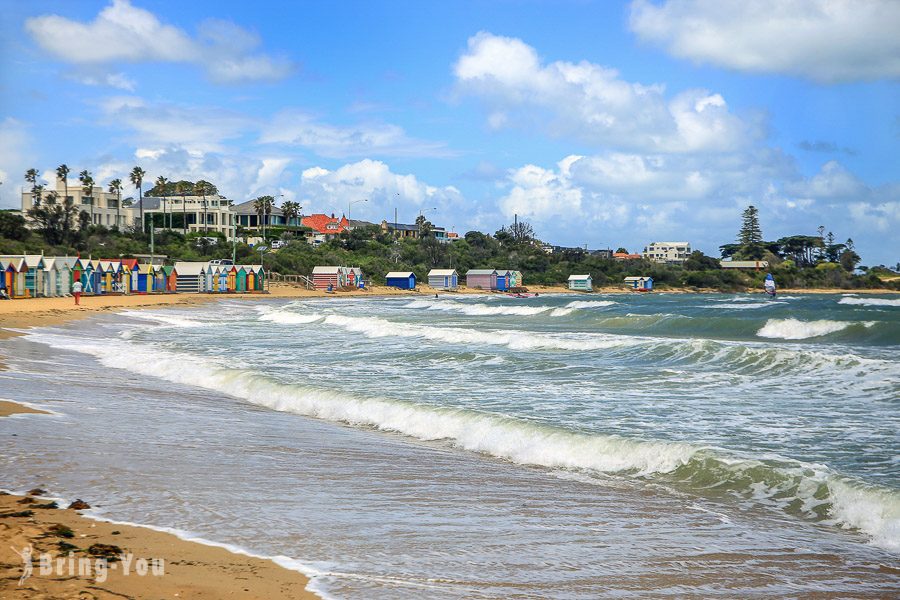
[839,297,900,308]
[403,299,616,318]
[120,310,211,328]
[20,330,900,552]
[756,318,873,340]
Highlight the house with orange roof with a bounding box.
[302,213,349,244]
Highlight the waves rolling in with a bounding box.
[757,318,874,340]
[839,297,900,308]
[21,329,900,552]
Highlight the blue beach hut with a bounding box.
[385,271,416,290]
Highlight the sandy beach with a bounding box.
[0,486,317,599]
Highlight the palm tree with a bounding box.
[108,179,123,229]
[194,180,213,233]
[56,164,70,206]
[25,168,40,205]
[281,200,300,226]
[78,169,95,224]
[175,181,189,234]
[155,175,169,230]
[253,195,275,241]
[130,166,146,233]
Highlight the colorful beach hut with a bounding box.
[2,258,26,298]
[41,257,71,297]
[466,269,498,290]
[216,265,228,292]
[568,274,593,291]
[509,270,524,288]
[163,266,177,292]
[234,265,248,292]
[428,269,458,291]
[312,266,341,290]
[174,262,208,293]
[624,276,653,291]
[385,271,416,290]
[250,265,266,291]
[495,269,511,292]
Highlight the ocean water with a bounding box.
[2,292,899,597]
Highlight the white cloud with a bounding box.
[299,159,464,223]
[0,118,36,207]
[100,96,255,153]
[25,0,294,85]
[68,71,137,91]
[454,31,757,152]
[259,110,452,158]
[629,0,900,83]
[784,160,868,199]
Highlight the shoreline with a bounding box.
[1,283,896,336]
[0,488,320,599]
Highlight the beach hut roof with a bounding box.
[4,257,25,272]
[173,261,208,276]
[312,266,342,274]
[246,264,264,273]
[385,271,415,279]
[162,265,176,276]
[624,276,651,282]
[568,274,591,281]
[466,269,497,275]
[428,269,457,276]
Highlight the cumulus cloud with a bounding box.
[629,0,900,83]
[25,0,294,85]
[454,31,757,153]
[259,110,453,158]
[784,160,869,199]
[299,159,465,223]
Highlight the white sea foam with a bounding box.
[405,298,616,318]
[839,297,900,308]
[120,310,213,328]
[22,329,900,551]
[21,329,900,551]
[756,318,870,340]
[704,301,780,310]
[321,314,640,351]
[259,311,325,325]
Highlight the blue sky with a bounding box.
[1,0,898,264]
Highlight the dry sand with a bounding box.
[0,489,318,599]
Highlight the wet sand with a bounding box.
[0,491,318,599]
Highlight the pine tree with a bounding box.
[737,205,764,259]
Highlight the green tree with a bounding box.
[253,195,274,239]
[840,250,861,272]
[0,210,29,241]
[108,178,123,229]
[156,175,169,229]
[27,191,78,246]
[737,205,764,259]
[175,181,189,234]
[281,200,301,226]
[130,166,146,233]
[78,169,95,224]
[25,168,41,206]
[56,163,70,207]
[195,181,213,233]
